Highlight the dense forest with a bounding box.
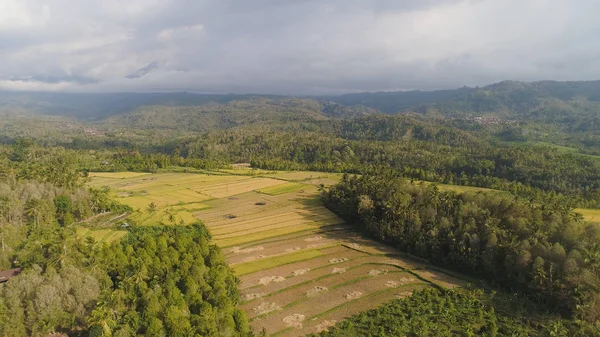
[321,172,600,331]
[314,288,583,337]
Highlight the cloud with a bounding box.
[0,0,598,94]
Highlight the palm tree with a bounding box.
[569,211,585,223]
[24,199,42,230]
[582,244,600,273]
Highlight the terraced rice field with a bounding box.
[89,171,467,336]
[75,227,128,245]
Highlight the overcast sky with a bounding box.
[1,0,599,94]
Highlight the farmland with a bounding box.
[575,208,600,223]
[88,170,467,336]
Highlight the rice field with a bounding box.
[76,227,128,245]
[89,170,468,336]
[575,208,600,223]
[258,182,307,195]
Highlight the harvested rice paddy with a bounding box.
[89,170,468,336]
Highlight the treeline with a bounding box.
[93,150,229,173]
[322,172,600,324]
[8,111,600,208]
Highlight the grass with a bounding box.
[76,227,128,245]
[416,180,506,194]
[234,249,324,276]
[258,182,307,195]
[215,224,326,248]
[436,183,500,194]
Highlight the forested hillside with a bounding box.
[0,150,251,337]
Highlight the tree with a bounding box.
[147,202,157,213]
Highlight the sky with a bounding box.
[0,0,599,95]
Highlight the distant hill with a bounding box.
[0,91,279,119]
[0,91,378,121]
[325,80,600,119]
[2,80,600,134]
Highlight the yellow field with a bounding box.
[258,182,308,195]
[76,227,128,245]
[89,172,152,179]
[576,208,600,223]
[88,170,469,336]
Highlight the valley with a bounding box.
[85,170,466,336]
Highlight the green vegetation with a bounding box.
[314,288,590,336]
[88,224,250,337]
[322,172,600,327]
[4,80,600,335]
[0,156,251,337]
[234,249,324,276]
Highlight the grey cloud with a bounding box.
[0,0,599,94]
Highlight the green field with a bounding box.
[76,227,128,245]
[234,249,325,276]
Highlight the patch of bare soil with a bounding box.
[282,314,305,329]
[306,243,328,249]
[315,320,337,333]
[243,292,265,301]
[385,277,417,288]
[285,243,327,253]
[230,246,265,254]
[304,236,323,242]
[396,291,413,298]
[368,269,388,276]
[241,255,266,262]
[292,268,310,276]
[329,257,348,264]
[253,302,282,315]
[344,291,362,300]
[385,281,398,288]
[306,286,328,297]
[259,276,286,285]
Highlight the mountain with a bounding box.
[0,91,277,119]
[2,79,600,129]
[325,80,600,118]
